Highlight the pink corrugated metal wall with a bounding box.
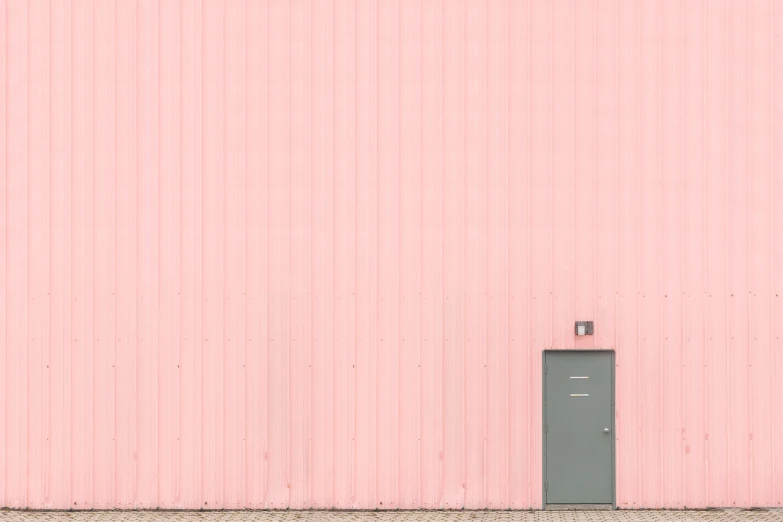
[0,0,782,510]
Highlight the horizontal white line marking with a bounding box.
[570,394,589,397]
[570,376,589,379]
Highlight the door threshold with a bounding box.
[545,504,613,511]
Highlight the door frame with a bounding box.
[542,349,616,509]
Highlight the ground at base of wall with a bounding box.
[1,509,782,522]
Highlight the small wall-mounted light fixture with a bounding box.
[575,321,594,336]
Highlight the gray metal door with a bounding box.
[543,350,614,506]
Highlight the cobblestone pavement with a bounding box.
[1,510,781,522]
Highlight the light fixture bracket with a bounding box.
[575,321,594,336]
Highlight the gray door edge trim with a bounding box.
[542,349,616,510]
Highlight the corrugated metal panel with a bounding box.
[0,0,781,510]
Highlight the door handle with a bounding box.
[603,428,610,434]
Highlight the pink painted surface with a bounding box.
[1,0,782,510]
